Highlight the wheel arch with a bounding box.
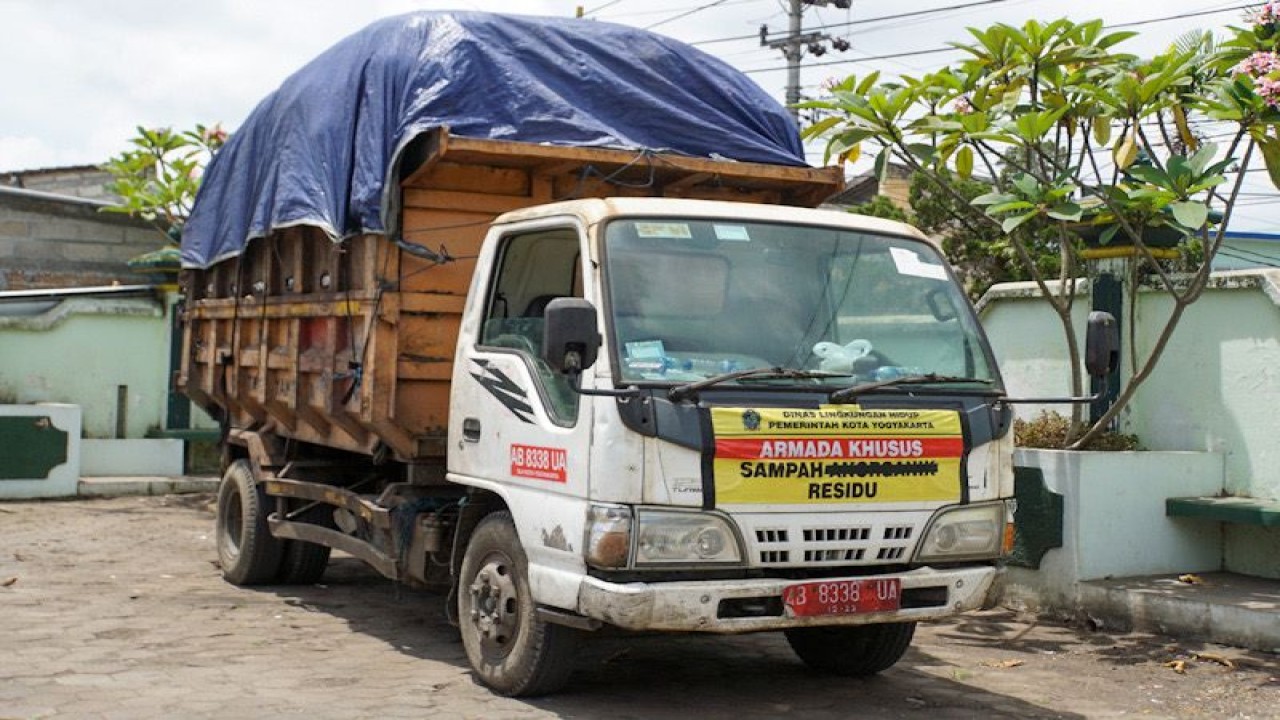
[447,487,511,623]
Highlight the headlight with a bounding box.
[915,502,1005,562]
[635,509,743,566]
[585,505,632,569]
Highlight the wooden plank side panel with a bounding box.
[398,207,489,295]
[181,131,843,461]
[401,132,843,207]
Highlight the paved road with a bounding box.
[1,494,1276,719]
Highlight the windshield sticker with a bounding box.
[625,339,666,358]
[713,224,751,242]
[889,247,949,281]
[708,405,963,504]
[635,222,693,239]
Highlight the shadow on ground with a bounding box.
[246,557,1085,719]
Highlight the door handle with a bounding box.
[462,417,482,442]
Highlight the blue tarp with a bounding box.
[181,11,807,269]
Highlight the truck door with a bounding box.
[449,223,594,506]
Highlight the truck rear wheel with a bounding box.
[215,459,284,585]
[458,511,579,697]
[278,540,331,584]
[276,504,332,585]
[784,621,916,676]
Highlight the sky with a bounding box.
[2,0,1276,228]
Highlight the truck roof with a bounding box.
[493,197,936,249]
[182,12,811,270]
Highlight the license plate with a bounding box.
[782,578,902,617]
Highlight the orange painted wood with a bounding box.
[180,129,842,461]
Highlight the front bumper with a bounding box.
[577,565,997,633]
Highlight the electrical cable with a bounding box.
[646,0,732,30]
[741,3,1263,74]
[580,0,625,17]
[695,0,1010,46]
[1216,247,1280,267]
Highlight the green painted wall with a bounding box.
[0,298,169,438]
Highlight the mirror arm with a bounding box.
[565,371,641,398]
[561,351,641,397]
[999,390,1105,404]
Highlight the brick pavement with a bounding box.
[1,495,1275,719]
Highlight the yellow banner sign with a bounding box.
[710,405,964,505]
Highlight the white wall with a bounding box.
[979,269,1280,577]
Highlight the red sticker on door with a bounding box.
[510,444,568,482]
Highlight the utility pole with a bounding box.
[761,0,851,121]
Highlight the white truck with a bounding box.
[179,11,1115,697]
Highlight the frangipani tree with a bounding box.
[804,8,1280,448]
[102,123,226,242]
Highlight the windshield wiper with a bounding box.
[829,374,994,404]
[668,367,852,403]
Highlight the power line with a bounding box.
[693,0,1008,46]
[1216,248,1280,268]
[1109,2,1262,28]
[595,0,759,20]
[579,0,624,17]
[741,3,1262,75]
[646,0,732,30]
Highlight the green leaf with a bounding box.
[874,146,891,185]
[959,113,988,134]
[1097,30,1138,49]
[1011,173,1040,198]
[1047,202,1083,221]
[1257,136,1280,191]
[906,143,937,163]
[1126,165,1171,187]
[972,191,1016,206]
[1001,210,1039,233]
[856,71,882,96]
[955,145,974,180]
[1169,201,1209,229]
[1098,224,1121,246]
[800,116,841,142]
[987,200,1036,214]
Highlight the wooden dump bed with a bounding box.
[179,130,843,462]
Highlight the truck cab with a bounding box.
[445,197,1012,691]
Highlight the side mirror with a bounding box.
[1084,311,1118,379]
[543,298,600,374]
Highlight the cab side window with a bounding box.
[479,229,583,425]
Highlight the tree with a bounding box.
[101,124,226,242]
[848,172,1061,299]
[804,11,1280,448]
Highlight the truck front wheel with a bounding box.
[784,621,916,676]
[215,459,284,585]
[457,511,579,697]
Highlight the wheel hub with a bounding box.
[468,558,518,649]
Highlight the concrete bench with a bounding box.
[1165,496,1280,527]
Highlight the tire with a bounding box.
[458,512,580,697]
[278,540,331,585]
[784,622,916,677]
[276,504,332,585]
[215,459,284,585]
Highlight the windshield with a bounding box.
[603,217,997,389]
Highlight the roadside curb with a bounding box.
[1078,573,1280,654]
[78,476,218,498]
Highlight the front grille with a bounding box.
[876,547,906,560]
[741,515,924,568]
[804,547,865,563]
[804,527,870,542]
